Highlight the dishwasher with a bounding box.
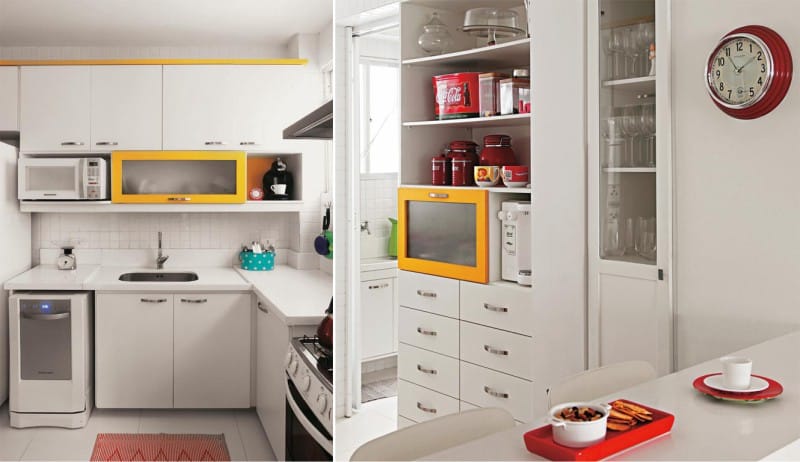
[8,292,93,428]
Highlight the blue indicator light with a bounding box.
[40,303,51,313]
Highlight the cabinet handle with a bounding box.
[428,192,449,199]
[140,298,168,303]
[180,298,207,304]
[257,301,269,314]
[484,345,509,356]
[416,327,437,336]
[483,303,509,313]
[416,289,437,298]
[417,364,437,375]
[95,141,119,146]
[239,141,257,146]
[60,141,84,146]
[369,283,389,290]
[484,386,509,399]
[416,402,437,414]
[167,197,192,201]
[204,141,227,145]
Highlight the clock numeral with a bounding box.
[736,41,743,51]
[749,43,753,53]
[757,51,763,61]
[718,57,725,66]
[719,82,724,91]
[725,47,731,57]
[749,87,755,97]
[715,70,721,78]
[758,76,763,85]
[761,63,766,73]
[727,89,732,99]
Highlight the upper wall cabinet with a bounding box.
[0,67,19,131]
[20,66,91,152]
[20,66,162,153]
[90,66,162,151]
[163,65,270,151]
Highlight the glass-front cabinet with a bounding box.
[588,0,672,375]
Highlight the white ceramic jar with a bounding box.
[549,402,611,448]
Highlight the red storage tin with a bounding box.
[433,72,480,120]
[431,154,451,185]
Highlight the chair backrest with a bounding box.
[547,360,657,408]
[350,407,515,461]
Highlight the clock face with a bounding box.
[707,34,772,108]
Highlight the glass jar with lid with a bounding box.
[418,12,454,55]
[480,134,516,166]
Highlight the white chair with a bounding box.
[350,407,515,461]
[546,360,657,408]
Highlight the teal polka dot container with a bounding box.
[240,251,275,271]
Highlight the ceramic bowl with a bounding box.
[474,166,501,187]
[501,165,529,188]
[549,402,611,448]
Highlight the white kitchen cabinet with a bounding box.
[174,293,250,408]
[20,66,91,152]
[360,276,397,360]
[587,0,673,376]
[0,67,19,131]
[90,65,162,151]
[95,293,174,408]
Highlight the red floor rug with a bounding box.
[91,433,231,461]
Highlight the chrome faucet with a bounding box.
[360,221,371,235]
[156,231,169,269]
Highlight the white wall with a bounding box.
[672,0,800,369]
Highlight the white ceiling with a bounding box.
[0,0,333,47]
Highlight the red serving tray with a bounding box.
[692,373,783,402]
[523,399,675,461]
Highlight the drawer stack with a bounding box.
[397,270,534,425]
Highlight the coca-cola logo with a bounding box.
[437,85,462,105]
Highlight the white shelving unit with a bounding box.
[19,201,305,214]
[403,113,530,128]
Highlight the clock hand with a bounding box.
[729,56,741,73]
[738,56,757,73]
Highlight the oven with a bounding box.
[285,337,333,461]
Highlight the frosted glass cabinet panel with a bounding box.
[112,151,246,203]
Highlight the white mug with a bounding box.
[270,184,287,195]
[721,356,752,389]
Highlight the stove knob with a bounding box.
[316,392,329,414]
[327,407,332,423]
[284,351,293,368]
[288,357,299,376]
[300,375,312,393]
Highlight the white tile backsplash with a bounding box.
[360,173,398,239]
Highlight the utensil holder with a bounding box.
[239,251,275,271]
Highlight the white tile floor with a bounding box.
[334,396,398,462]
[0,402,275,461]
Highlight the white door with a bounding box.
[256,298,289,461]
[163,65,236,150]
[90,65,162,151]
[174,293,250,408]
[95,293,173,408]
[0,67,19,131]
[360,278,396,359]
[20,66,91,152]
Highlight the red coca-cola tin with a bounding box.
[450,153,475,186]
[433,72,480,120]
[431,154,451,185]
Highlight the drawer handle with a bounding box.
[180,298,207,304]
[417,364,437,375]
[484,345,509,356]
[60,141,84,146]
[257,301,269,314]
[483,303,509,313]
[428,193,449,199]
[369,283,389,290]
[239,141,257,145]
[417,290,437,298]
[417,402,437,414]
[204,141,227,145]
[167,197,192,202]
[484,386,509,399]
[95,141,119,146]
[417,327,438,336]
[140,298,168,303]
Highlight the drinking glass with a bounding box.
[610,28,627,79]
[636,216,656,260]
[640,103,656,167]
[624,217,636,255]
[623,26,642,77]
[621,106,641,167]
[638,22,656,76]
[604,209,625,257]
[603,116,625,167]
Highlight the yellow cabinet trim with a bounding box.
[112,151,247,204]
[0,59,308,66]
[398,188,489,284]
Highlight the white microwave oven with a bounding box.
[18,158,108,200]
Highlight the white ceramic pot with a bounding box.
[549,402,611,448]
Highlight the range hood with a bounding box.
[283,100,333,140]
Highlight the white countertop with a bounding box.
[235,266,331,326]
[360,257,398,272]
[423,331,800,461]
[90,267,250,292]
[4,265,100,291]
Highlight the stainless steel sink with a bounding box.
[118,272,199,282]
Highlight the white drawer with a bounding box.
[398,416,416,429]
[398,379,460,423]
[460,400,479,412]
[399,271,459,318]
[460,321,534,380]
[460,361,534,423]
[399,307,459,358]
[460,281,533,336]
[398,343,459,398]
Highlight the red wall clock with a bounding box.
[705,25,792,119]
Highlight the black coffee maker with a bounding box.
[262,157,294,200]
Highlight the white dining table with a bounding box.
[423,331,800,461]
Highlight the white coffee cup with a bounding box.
[270,184,287,195]
[721,356,752,389]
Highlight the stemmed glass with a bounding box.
[623,26,642,78]
[640,103,656,167]
[610,28,627,79]
[621,106,641,167]
[638,22,656,76]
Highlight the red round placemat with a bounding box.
[693,373,783,402]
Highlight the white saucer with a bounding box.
[703,374,769,393]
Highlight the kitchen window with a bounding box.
[359,59,400,174]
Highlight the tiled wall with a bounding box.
[360,173,398,238]
[32,213,292,265]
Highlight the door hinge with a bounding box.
[658,269,664,281]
